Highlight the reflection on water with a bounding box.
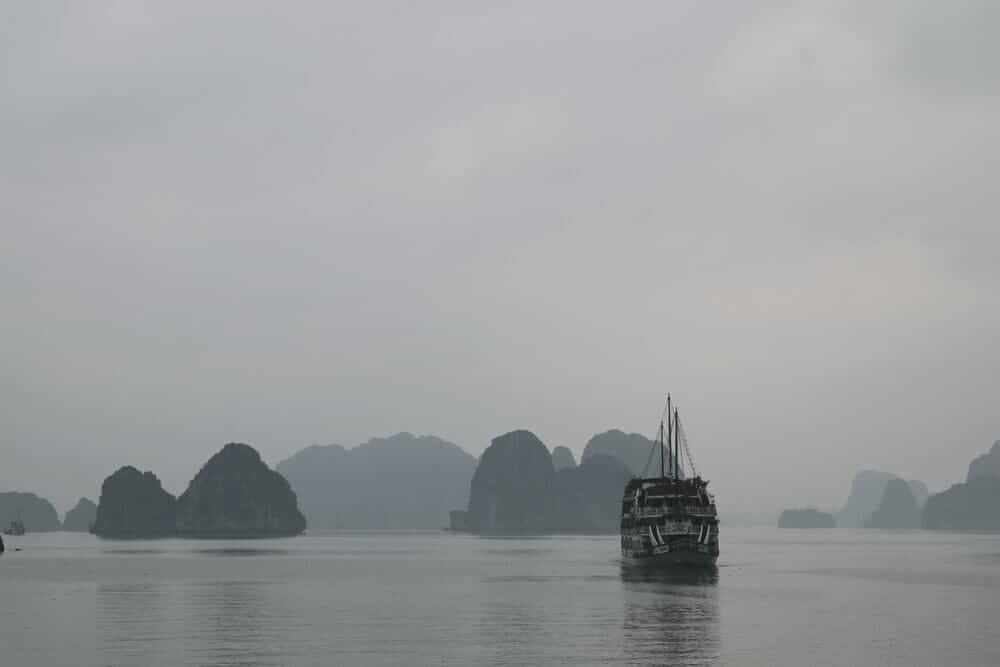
[98,582,171,664]
[10,531,1000,666]
[621,563,720,586]
[99,577,295,667]
[184,579,295,667]
[195,548,291,557]
[478,600,551,664]
[621,565,720,665]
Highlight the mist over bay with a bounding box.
[4,1,998,517]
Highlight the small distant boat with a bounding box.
[620,394,720,567]
[4,517,25,536]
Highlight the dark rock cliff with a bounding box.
[778,508,836,528]
[466,430,555,534]
[176,443,305,537]
[967,440,1000,482]
[63,497,97,532]
[0,492,62,532]
[864,478,920,529]
[551,454,631,532]
[464,433,632,534]
[922,475,1000,531]
[551,446,577,471]
[92,467,177,538]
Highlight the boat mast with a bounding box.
[659,419,665,478]
[666,394,672,479]
[673,407,680,479]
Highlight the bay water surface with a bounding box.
[1,527,998,666]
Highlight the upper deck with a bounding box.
[621,475,716,519]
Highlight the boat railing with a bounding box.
[631,505,716,518]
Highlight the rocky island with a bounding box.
[581,429,659,477]
[0,492,62,532]
[176,443,306,537]
[463,430,632,534]
[466,430,555,534]
[864,478,920,529]
[921,440,1000,531]
[92,443,305,538]
[551,446,577,471]
[967,440,1000,482]
[92,467,177,538]
[922,475,1000,531]
[837,470,928,528]
[551,453,631,533]
[778,508,836,528]
[62,497,97,532]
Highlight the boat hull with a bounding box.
[622,547,718,567]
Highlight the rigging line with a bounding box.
[640,434,657,478]
[677,415,699,478]
[640,396,672,478]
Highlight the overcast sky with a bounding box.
[3,1,998,515]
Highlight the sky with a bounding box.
[3,1,998,515]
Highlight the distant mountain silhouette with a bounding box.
[62,497,97,532]
[551,454,631,532]
[0,492,61,532]
[551,446,577,470]
[466,430,555,534]
[718,511,776,527]
[464,431,631,534]
[907,480,930,508]
[176,443,305,538]
[93,467,177,538]
[864,479,920,529]
[277,433,477,529]
[778,508,836,528]
[967,440,1000,482]
[837,470,929,528]
[922,475,1000,531]
[582,429,663,476]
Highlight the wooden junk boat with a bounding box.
[620,395,719,566]
[4,517,25,536]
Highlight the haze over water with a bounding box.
[3,528,997,666]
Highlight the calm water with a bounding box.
[1,527,998,666]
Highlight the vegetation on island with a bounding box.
[176,443,305,537]
[92,467,177,538]
[93,443,305,538]
[463,430,630,534]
